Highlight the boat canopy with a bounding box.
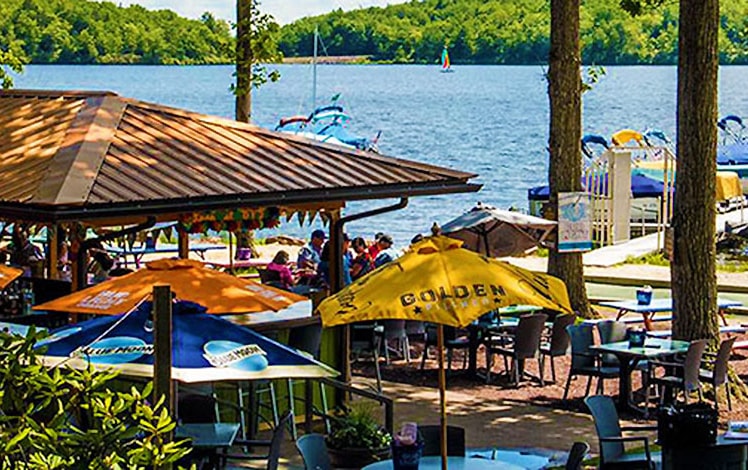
[528,173,666,201]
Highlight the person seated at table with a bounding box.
[373,234,397,268]
[1,226,44,277]
[350,236,374,280]
[296,229,326,285]
[316,234,353,287]
[265,250,295,290]
[367,232,386,259]
[88,241,115,284]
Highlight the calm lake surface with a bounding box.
[14,64,748,244]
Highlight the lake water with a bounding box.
[14,64,748,245]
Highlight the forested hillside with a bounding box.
[279,0,748,65]
[0,0,235,65]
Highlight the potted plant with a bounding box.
[326,403,392,468]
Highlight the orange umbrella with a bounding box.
[34,259,306,315]
[0,265,23,290]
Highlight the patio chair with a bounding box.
[584,395,659,470]
[296,433,332,470]
[350,322,383,392]
[485,313,548,386]
[286,323,330,440]
[421,324,470,371]
[563,324,619,400]
[379,319,411,363]
[649,339,707,406]
[228,411,293,470]
[596,320,629,366]
[177,392,220,424]
[418,425,466,457]
[565,441,590,470]
[540,313,576,382]
[700,336,736,411]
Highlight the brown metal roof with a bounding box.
[0,89,480,222]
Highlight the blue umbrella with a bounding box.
[37,301,338,383]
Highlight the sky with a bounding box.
[118,1,407,25]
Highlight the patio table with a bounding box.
[363,456,524,470]
[599,297,742,331]
[176,422,240,468]
[592,338,689,415]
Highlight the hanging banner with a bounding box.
[558,192,592,253]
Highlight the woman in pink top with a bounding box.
[266,250,295,290]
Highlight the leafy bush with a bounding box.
[326,403,391,451]
[0,328,191,469]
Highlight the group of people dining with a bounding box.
[263,229,399,293]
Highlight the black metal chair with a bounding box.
[563,324,619,400]
[420,324,470,372]
[228,411,293,470]
[485,313,548,386]
[584,395,658,469]
[418,425,466,457]
[540,313,576,383]
[565,441,590,470]
[649,339,707,406]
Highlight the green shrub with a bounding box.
[0,328,191,469]
[326,403,391,451]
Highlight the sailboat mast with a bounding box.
[312,26,318,109]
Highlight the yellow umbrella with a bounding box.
[0,265,23,290]
[34,258,306,315]
[317,236,572,469]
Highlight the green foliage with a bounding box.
[0,0,235,65]
[326,403,392,451]
[232,0,282,95]
[0,328,192,469]
[624,251,670,266]
[278,0,747,65]
[0,48,24,89]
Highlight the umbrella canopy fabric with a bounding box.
[37,301,337,383]
[318,236,572,328]
[34,258,306,315]
[0,264,22,290]
[440,203,556,257]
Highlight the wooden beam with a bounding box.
[153,284,174,449]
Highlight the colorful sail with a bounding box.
[441,46,451,71]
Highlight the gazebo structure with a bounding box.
[0,88,481,375]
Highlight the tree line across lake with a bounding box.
[279,0,747,65]
[0,0,746,66]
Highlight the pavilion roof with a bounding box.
[0,89,479,223]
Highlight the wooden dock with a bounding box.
[583,207,747,267]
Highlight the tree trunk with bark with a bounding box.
[671,0,719,342]
[547,0,591,317]
[235,0,252,123]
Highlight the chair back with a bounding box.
[351,322,378,350]
[548,314,576,356]
[267,412,293,470]
[596,320,628,365]
[566,324,596,372]
[584,395,625,463]
[177,393,217,424]
[406,321,426,337]
[259,268,282,285]
[419,425,466,457]
[383,319,407,340]
[296,433,332,470]
[565,441,590,470]
[683,339,708,392]
[288,323,323,359]
[426,324,458,345]
[713,336,737,387]
[513,313,548,360]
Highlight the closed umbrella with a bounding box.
[34,258,306,316]
[317,236,572,469]
[38,300,337,383]
[440,203,556,257]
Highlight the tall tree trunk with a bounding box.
[547,0,591,317]
[235,0,252,123]
[671,0,720,342]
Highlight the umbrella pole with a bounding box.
[153,284,174,453]
[437,325,447,470]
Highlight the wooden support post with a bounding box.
[437,324,447,470]
[47,224,59,280]
[153,284,174,452]
[177,231,189,259]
